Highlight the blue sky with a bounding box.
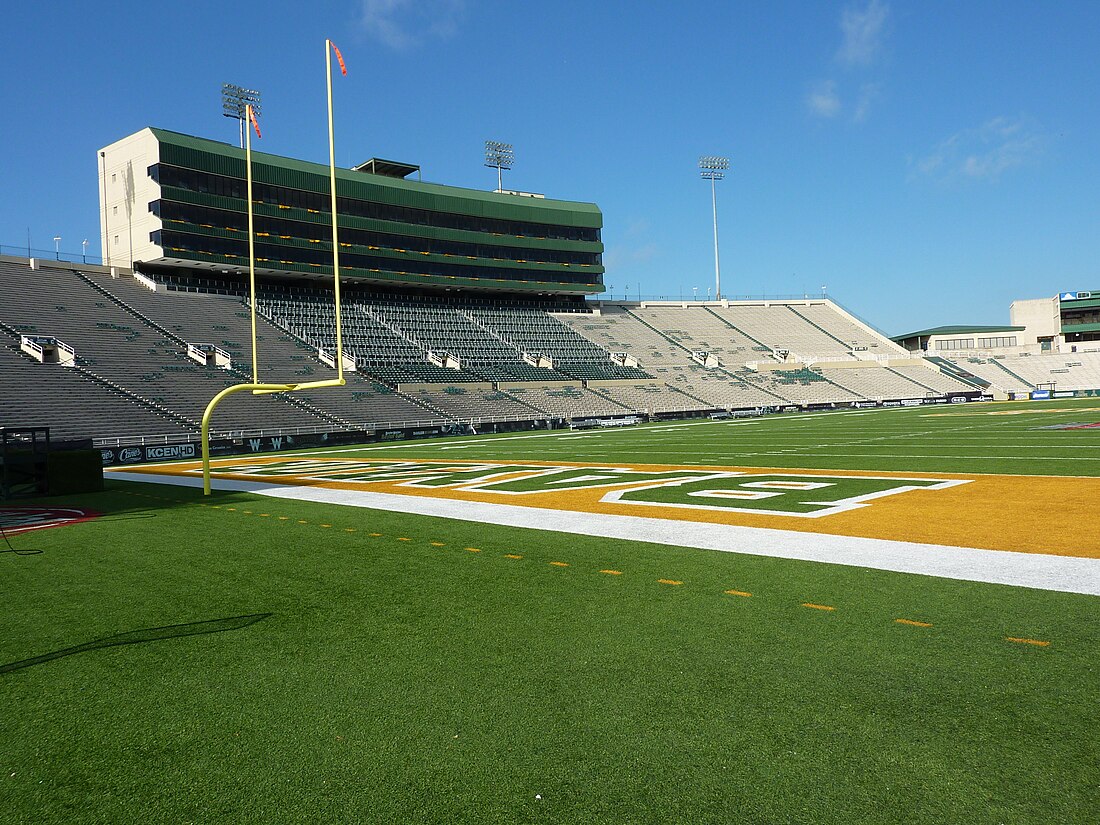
[2,0,1098,335]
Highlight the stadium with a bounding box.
[3,42,1100,825]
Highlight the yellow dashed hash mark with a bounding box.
[277,516,288,520]
[344,528,356,533]
[369,532,382,537]
[258,514,270,517]
[397,537,411,542]
[320,524,333,528]
[549,561,569,567]
[227,508,237,512]
[504,554,523,559]
[802,603,836,612]
[600,570,622,576]
[465,547,482,553]
[896,619,933,628]
[431,542,446,547]
[724,589,752,598]
[297,520,308,524]
[1006,637,1050,647]
[657,579,683,586]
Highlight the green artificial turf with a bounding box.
[2,478,1098,823]
[303,398,1100,478]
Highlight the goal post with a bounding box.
[201,39,350,495]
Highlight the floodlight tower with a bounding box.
[699,155,730,301]
[485,140,514,192]
[222,84,263,148]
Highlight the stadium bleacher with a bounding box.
[497,383,629,419]
[1,258,1038,446]
[0,339,188,441]
[963,352,1100,392]
[0,260,332,438]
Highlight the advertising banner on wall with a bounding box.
[100,441,233,466]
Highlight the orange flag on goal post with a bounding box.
[331,41,347,75]
[248,107,262,139]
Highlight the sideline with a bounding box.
[108,471,1100,597]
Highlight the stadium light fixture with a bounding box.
[222,83,262,149]
[485,140,514,192]
[699,155,730,301]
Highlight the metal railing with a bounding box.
[1,243,105,266]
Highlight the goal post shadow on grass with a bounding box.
[0,613,273,675]
[202,39,350,495]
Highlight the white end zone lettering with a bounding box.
[603,473,970,518]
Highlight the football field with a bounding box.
[3,400,1099,822]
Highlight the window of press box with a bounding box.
[151,164,600,242]
[154,200,601,266]
[157,229,595,284]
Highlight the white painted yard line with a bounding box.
[109,471,1100,597]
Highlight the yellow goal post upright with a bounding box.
[201,39,349,495]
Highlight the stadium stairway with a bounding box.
[790,302,903,355]
[811,366,919,401]
[625,307,792,391]
[924,356,991,390]
[79,272,354,430]
[622,308,701,363]
[886,364,975,395]
[0,261,336,438]
[701,305,777,354]
[0,335,189,441]
[785,305,855,351]
[103,274,466,429]
[772,367,866,405]
[988,357,1039,391]
[882,365,948,396]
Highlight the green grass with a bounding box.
[2,401,1100,823]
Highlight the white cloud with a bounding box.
[806,2,889,122]
[807,80,841,118]
[913,117,1045,183]
[837,0,889,67]
[359,0,465,51]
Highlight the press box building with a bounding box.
[98,128,604,299]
